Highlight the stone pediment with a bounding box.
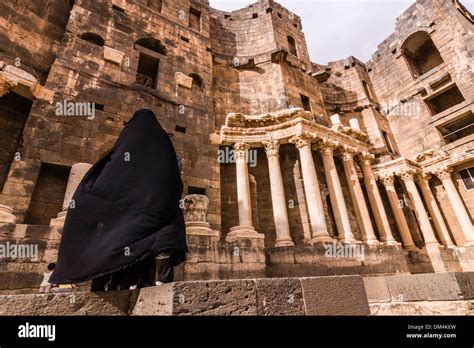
[225,108,311,129]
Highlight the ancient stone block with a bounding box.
[300,276,370,315]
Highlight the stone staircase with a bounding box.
[0,273,473,316]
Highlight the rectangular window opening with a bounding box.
[459,168,474,191]
[189,7,202,31]
[188,186,206,195]
[437,112,474,144]
[382,130,395,154]
[136,53,159,89]
[425,85,465,116]
[300,94,311,112]
[175,125,186,133]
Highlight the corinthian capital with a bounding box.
[262,140,280,157]
[233,142,251,160]
[379,174,395,187]
[432,167,453,181]
[415,173,432,185]
[317,137,339,156]
[398,169,417,183]
[340,145,358,161]
[357,151,375,167]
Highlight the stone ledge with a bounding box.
[363,272,474,303]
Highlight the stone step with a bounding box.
[1,273,473,316]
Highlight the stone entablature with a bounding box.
[221,108,369,152]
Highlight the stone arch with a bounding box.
[134,38,167,55]
[401,31,443,78]
[81,32,105,47]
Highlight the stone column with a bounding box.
[319,139,356,243]
[228,143,262,240]
[416,174,455,247]
[50,162,92,227]
[262,140,294,247]
[433,168,474,246]
[379,175,416,250]
[290,135,332,243]
[359,154,398,245]
[341,147,378,244]
[400,170,440,246]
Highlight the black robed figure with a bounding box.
[50,109,187,290]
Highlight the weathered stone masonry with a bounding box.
[0,0,473,293]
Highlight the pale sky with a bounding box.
[209,0,474,64]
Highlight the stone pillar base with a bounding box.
[50,211,67,228]
[425,243,448,273]
[186,221,220,237]
[309,235,336,244]
[338,237,362,245]
[455,245,474,272]
[275,239,294,247]
[226,226,264,242]
[363,239,381,246]
[383,240,403,247]
[0,205,16,224]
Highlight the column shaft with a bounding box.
[435,169,474,245]
[342,151,378,244]
[320,141,355,243]
[360,156,397,245]
[417,176,455,247]
[291,136,332,243]
[401,171,439,246]
[380,175,416,250]
[234,143,253,228]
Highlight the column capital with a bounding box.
[398,169,417,183]
[339,145,358,162]
[317,138,339,156]
[289,134,312,150]
[357,151,375,167]
[233,142,251,160]
[379,174,395,187]
[262,140,280,158]
[432,167,453,181]
[415,173,432,185]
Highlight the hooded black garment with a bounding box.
[50,109,187,285]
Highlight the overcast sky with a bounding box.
[209,0,474,64]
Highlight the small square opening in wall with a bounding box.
[188,186,206,195]
[175,125,186,133]
[94,103,105,111]
[277,12,282,18]
[181,36,190,43]
[112,5,125,13]
[252,13,258,19]
[266,8,273,13]
[459,167,474,190]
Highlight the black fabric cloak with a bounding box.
[50,109,187,284]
